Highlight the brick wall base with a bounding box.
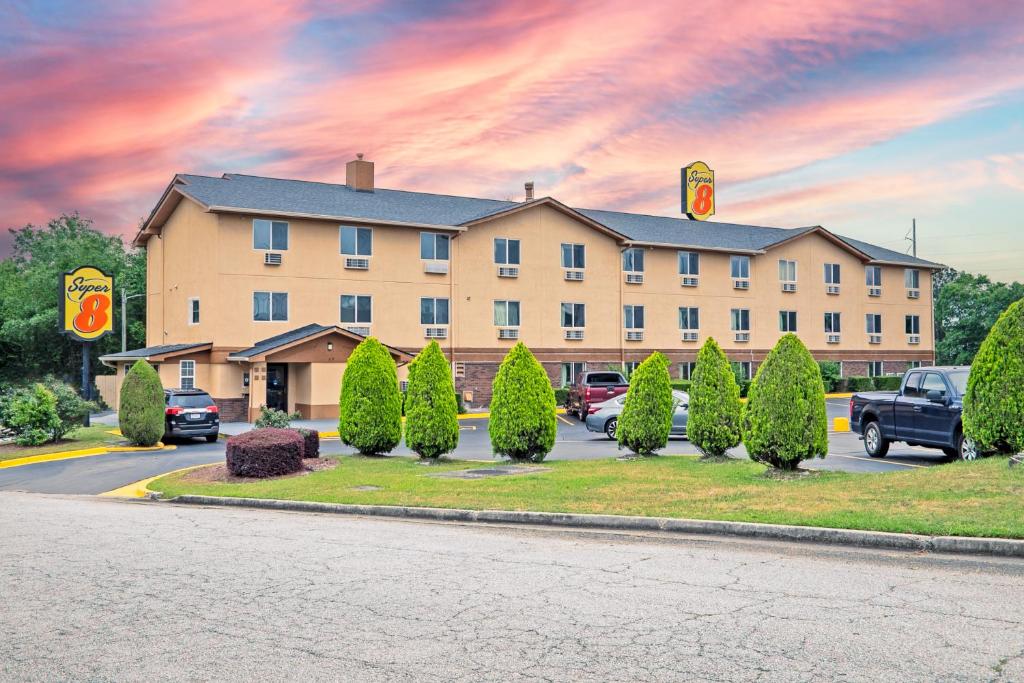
[213,397,248,423]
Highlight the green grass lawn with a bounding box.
[0,425,122,462]
[150,455,1024,539]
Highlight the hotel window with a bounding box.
[253,292,288,321]
[420,297,449,325]
[560,362,586,388]
[561,243,585,269]
[730,255,750,279]
[731,308,750,332]
[622,248,644,273]
[778,259,797,282]
[188,298,200,325]
[493,300,520,327]
[824,263,840,284]
[866,313,882,335]
[340,294,372,324]
[624,305,645,329]
[678,251,699,275]
[561,302,585,328]
[866,265,882,287]
[732,361,753,381]
[179,360,195,390]
[678,307,699,331]
[868,361,884,377]
[624,361,641,376]
[679,362,697,380]
[420,232,450,260]
[824,312,841,333]
[494,238,520,265]
[905,314,920,335]
[340,226,372,256]
[779,310,797,332]
[905,268,920,289]
[908,361,922,369]
[253,219,288,251]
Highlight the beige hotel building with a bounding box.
[100,156,940,421]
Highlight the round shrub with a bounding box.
[489,342,556,462]
[617,352,673,456]
[404,340,459,459]
[41,376,97,441]
[225,428,304,477]
[688,338,742,457]
[8,384,61,446]
[118,359,165,446]
[294,427,320,459]
[964,297,1024,454]
[743,334,828,470]
[338,337,402,455]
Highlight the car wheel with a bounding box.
[206,434,218,443]
[604,418,617,440]
[863,421,889,458]
[958,433,979,461]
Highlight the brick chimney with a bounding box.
[525,181,534,201]
[346,153,374,192]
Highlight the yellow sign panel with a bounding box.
[61,266,114,341]
[683,161,715,221]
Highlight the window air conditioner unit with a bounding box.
[733,279,750,290]
[681,276,699,287]
[868,334,882,344]
[564,329,584,340]
[734,332,750,343]
[907,289,920,299]
[625,273,644,284]
[826,334,841,344]
[781,282,797,293]
[344,257,369,270]
[345,326,371,337]
[399,380,409,392]
[908,334,921,345]
[264,252,283,266]
[497,266,519,278]
[423,261,449,274]
[625,330,644,342]
[868,287,882,297]
[681,331,699,342]
[564,270,584,281]
[424,327,448,339]
[497,328,519,340]
[826,285,840,295]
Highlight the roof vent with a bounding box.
[346,153,374,192]
[525,181,534,202]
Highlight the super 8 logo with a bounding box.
[61,266,113,341]
[683,161,715,221]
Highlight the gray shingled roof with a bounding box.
[166,173,942,268]
[228,323,332,359]
[99,343,210,361]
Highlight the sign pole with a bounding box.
[81,342,91,426]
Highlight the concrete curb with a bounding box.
[164,495,1024,558]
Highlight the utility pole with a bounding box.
[912,218,917,258]
[121,289,145,352]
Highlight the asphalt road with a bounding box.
[2,493,1022,681]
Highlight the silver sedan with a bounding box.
[584,391,690,440]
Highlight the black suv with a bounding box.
[164,388,220,442]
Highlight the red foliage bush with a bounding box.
[294,428,320,459]
[225,428,303,478]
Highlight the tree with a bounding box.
[616,352,673,456]
[0,214,146,385]
[687,338,742,457]
[404,340,459,459]
[338,337,402,455]
[118,360,165,446]
[489,342,556,462]
[7,384,62,446]
[934,270,1024,365]
[743,334,828,470]
[963,297,1024,455]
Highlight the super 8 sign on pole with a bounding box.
[61,266,114,341]
[682,161,715,221]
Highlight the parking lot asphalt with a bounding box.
[0,399,954,495]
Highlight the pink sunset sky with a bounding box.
[1,0,1022,278]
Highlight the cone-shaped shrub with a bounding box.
[964,297,1024,454]
[118,359,165,446]
[405,340,459,459]
[617,352,673,456]
[742,334,827,470]
[688,338,742,456]
[338,337,402,455]
[489,342,556,462]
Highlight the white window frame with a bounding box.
[905,314,921,335]
[866,313,882,335]
[679,362,697,380]
[341,294,373,324]
[678,307,699,331]
[866,266,882,287]
[779,310,797,332]
[730,255,750,279]
[179,360,195,390]
[253,219,289,251]
[623,305,645,330]
[868,361,884,378]
[420,232,451,261]
[733,361,752,381]
[824,312,841,334]
[340,226,373,256]
[561,243,585,269]
[730,308,751,332]
[493,237,520,266]
[561,302,585,328]
[560,362,586,388]
[824,263,841,285]
[493,300,520,327]
[905,268,920,289]
[678,251,699,276]
[253,291,288,322]
[622,248,645,273]
[778,259,797,283]
[188,297,200,325]
[420,297,450,326]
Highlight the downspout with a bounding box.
[618,247,626,371]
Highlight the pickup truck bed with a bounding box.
[567,371,629,420]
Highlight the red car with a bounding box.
[566,371,629,420]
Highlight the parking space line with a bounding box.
[556,414,574,426]
[826,454,927,468]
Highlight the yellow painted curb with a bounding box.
[825,392,854,399]
[833,417,850,432]
[106,428,122,436]
[99,464,209,498]
[0,442,175,469]
[457,408,567,420]
[318,431,339,438]
[107,443,176,452]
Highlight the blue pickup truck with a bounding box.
[849,366,976,460]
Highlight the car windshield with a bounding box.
[169,393,214,408]
[947,370,969,395]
